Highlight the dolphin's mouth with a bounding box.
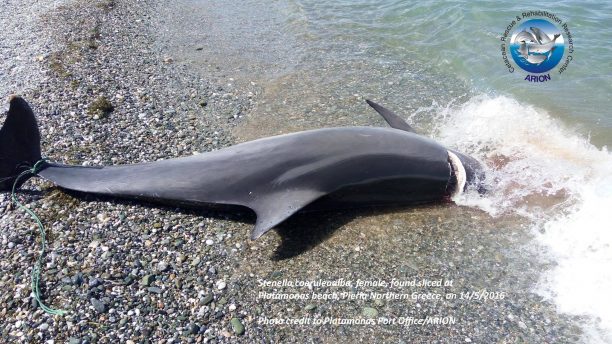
[446,150,467,201]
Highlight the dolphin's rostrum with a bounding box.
[1,97,484,239]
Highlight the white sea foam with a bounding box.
[428,94,612,343]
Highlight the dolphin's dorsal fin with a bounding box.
[249,189,325,239]
[365,99,416,133]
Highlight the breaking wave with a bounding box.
[430,94,612,343]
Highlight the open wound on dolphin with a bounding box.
[447,150,466,202]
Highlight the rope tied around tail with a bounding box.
[11,159,67,316]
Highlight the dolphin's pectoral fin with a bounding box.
[249,189,325,240]
[365,99,416,133]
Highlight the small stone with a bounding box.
[88,278,102,289]
[518,321,527,329]
[230,318,245,335]
[157,261,169,273]
[374,299,384,307]
[362,307,378,318]
[141,274,155,286]
[177,254,186,264]
[148,287,163,294]
[96,213,110,224]
[205,239,214,246]
[200,294,213,305]
[228,304,236,311]
[216,280,226,290]
[190,257,201,267]
[465,338,472,343]
[72,273,84,286]
[91,298,107,313]
[304,304,316,312]
[38,323,49,331]
[68,338,80,344]
[189,323,200,335]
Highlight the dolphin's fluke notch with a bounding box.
[365,99,416,133]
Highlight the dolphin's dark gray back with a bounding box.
[38,127,451,238]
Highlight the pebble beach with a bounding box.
[0,0,600,343]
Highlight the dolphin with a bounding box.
[527,34,560,54]
[525,46,557,65]
[518,40,529,58]
[1,96,484,239]
[514,30,537,45]
[530,27,560,45]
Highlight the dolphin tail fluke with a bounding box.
[0,96,43,191]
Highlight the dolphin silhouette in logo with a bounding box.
[518,41,529,59]
[527,30,560,54]
[525,46,557,65]
[513,26,560,65]
[514,30,537,45]
[530,27,560,45]
[1,97,485,239]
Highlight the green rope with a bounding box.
[11,159,67,316]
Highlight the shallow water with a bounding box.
[165,0,612,342]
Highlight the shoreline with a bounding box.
[0,0,591,343]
